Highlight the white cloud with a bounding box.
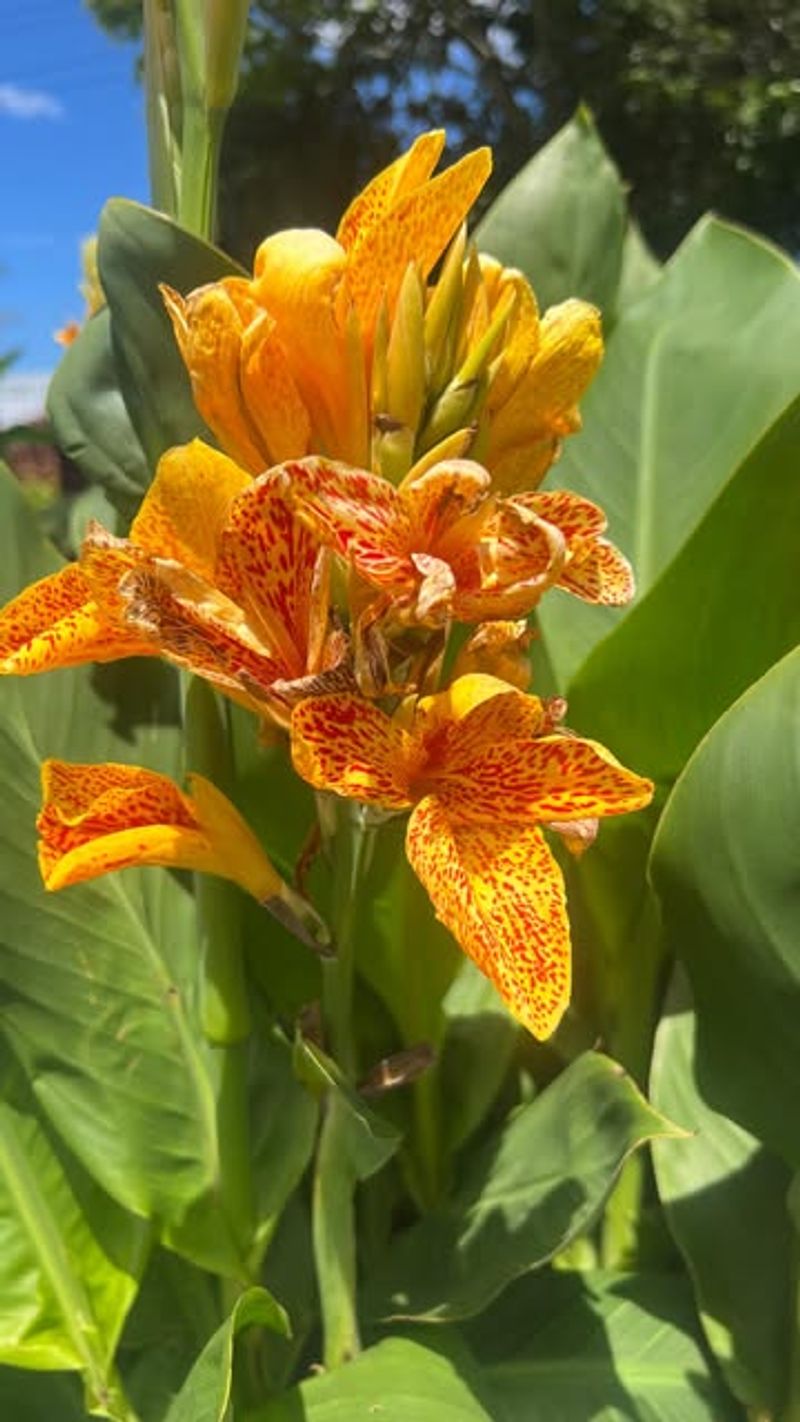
[0,373,51,429]
[0,83,63,121]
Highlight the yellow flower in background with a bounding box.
[37,759,328,949]
[291,674,653,1039]
[164,130,601,493]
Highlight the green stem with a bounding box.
[184,679,254,1268]
[782,1226,800,1422]
[177,101,226,239]
[313,803,368,1367]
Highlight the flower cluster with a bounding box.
[0,131,652,1039]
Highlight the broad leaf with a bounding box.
[98,199,243,469]
[651,647,800,1167]
[0,1368,88,1422]
[475,107,627,317]
[0,1045,143,1418]
[0,468,242,1275]
[164,1288,288,1422]
[651,980,792,1414]
[567,392,800,781]
[538,217,800,687]
[46,310,148,520]
[364,1052,682,1322]
[255,1336,492,1422]
[463,1269,743,1420]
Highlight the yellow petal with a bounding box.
[130,438,252,580]
[406,798,570,1039]
[161,280,268,473]
[239,309,311,463]
[487,299,603,494]
[291,694,414,809]
[451,621,533,690]
[251,229,366,462]
[343,146,493,340]
[336,130,446,252]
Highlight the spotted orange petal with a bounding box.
[130,439,252,580]
[336,130,446,252]
[37,760,286,904]
[406,796,570,1039]
[118,562,284,709]
[520,491,634,605]
[0,563,152,674]
[434,732,654,825]
[342,147,492,338]
[400,459,491,545]
[291,694,414,809]
[279,459,415,593]
[216,469,327,678]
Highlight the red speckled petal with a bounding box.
[406,797,571,1039]
[291,694,414,808]
[131,439,251,579]
[37,758,197,883]
[216,468,324,677]
[0,563,153,674]
[343,147,492,336]
[119,562,285,708]
[336,130,446,252]
[526,489,607,540]
[434,733,654,825]
[559,539,635,606]
[279,458,415,592]
[400,459,491,544]
[412,676,549,774]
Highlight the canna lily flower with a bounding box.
[291,673,653,1038]
[164,131,601,493]
[37,759,328,948]
[163,131,492,473]
[278,455,632,635]
[0,440,347,723]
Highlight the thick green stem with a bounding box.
[782,1225,800,1422]
[177,101,226,239]
[313,803,368,1367]
[184,679,254,1267]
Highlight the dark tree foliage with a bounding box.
[89,0,800,262]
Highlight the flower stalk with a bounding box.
[312,801,371,1367]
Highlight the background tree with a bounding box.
[89,0,800,261]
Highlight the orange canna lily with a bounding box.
[0,440,347,723]
[278,455,632,632]
[291,673,653,1039]
[164,130,601,494]
[37,759,328,949]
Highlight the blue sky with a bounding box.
[0,0,146,376]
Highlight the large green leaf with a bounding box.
[567,392,800,782]
[651,980,792,1414]
[164,1288,288,1422]
[538,217,800,688]
[475,108,627,318]
[0,1045,144,1417]
[98,199,243,470]
[0,468,242,1274]
[255,1336,492,1422]
[650,647,800,1167]
[363,1052,681,1322]
[463,1269,743,1421]
[46,310,149,520]
[0,1368,88,1422]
